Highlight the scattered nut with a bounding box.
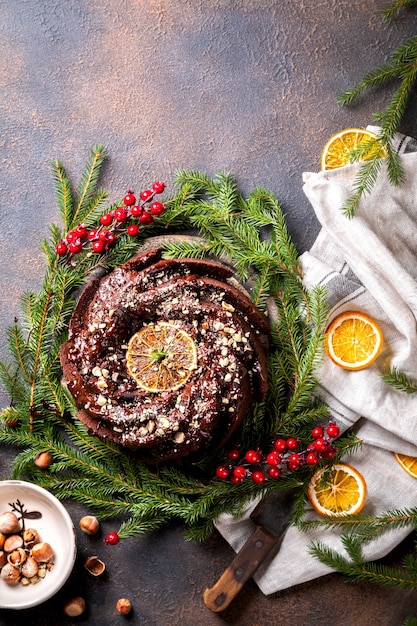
[84,555,105,577]
[63,596,86,617]
[116,598,132,615]
[79,515,100,535]
[34,451,53,469]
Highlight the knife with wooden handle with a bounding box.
[203,488,295,612]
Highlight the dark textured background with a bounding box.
[1,1,417,624]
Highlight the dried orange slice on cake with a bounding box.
[126,322,198,392]
[394,452,417,479]
[308,463,367,517]
[324,311,383,371]
[321,128,387,171]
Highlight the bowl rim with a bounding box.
[0,479,76,610]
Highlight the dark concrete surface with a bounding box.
[1,1,417,624]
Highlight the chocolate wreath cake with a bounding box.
[60,246,269,463]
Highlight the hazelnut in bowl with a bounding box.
[0,480,76,610]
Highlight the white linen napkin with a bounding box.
[215,127,417,594]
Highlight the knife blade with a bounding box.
[203,488,296,612]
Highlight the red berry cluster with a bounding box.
[215,422,340,485]
[55,181,166,259]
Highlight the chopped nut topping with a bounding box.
[96,395,107,407]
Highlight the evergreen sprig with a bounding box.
[299,504,417,542]
[310,533,417,590]
[382,367,417,393]
[0,148,338,542]
[382,0,417,21]
[337,2,417,217]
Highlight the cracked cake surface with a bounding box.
[60,247,269,463]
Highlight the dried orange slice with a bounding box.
[126,322,198,392]
[321,128,386,170]
[308,463,367,517]
[324,311,383,371]
[394,452,417,479]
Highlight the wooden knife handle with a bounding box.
[203,526,277,612]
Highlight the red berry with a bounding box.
[56,241,68,255]
[227,448,240,461]
[287,461,299,471]
[286,437,298,451]
[230,475,243,484]
[306,452,319,465]
[87,229,98,240]
[123,190,136,206]
[100,213,113,226]
[245,449,261,464]
[149,201,165,215]
[69,239,83,254]
[326,423,340,438]
[106,232,116,246]
[152,181,165,194]
[131,205,142,217]
[92,239,105,253]
[266,450,280,466]
[215,465,230,479]
[274,438,287,452]
[98,229,110,241]
[233,466,247,479]
[311,426,324,439]
[104,531,119,545]
[127,223,140,237]
[140,189,153,202]
[114,207,129,222]
[138,211,154,225]
[313,438,327,452]
[322,445,336,459]
[267,466,281,479]
[75,223,87,238]
[65,230,77,243]
[252,471,266,485]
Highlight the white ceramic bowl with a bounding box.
[0,480,76,609]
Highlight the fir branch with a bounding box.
[164,172,289,289]
[74,187,109,229]
[310,534,417,589]
[51,158,73,229]
[72,144,107,227]
[299,505,417,541]
[0,361,26,404]
[340,154,384,218]
[271,285,327,422]
[382,367,417,393]
[382,0,417,21]
[337,2,417,217]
